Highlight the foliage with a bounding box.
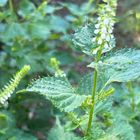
[88,49,140,83]
[0,111,37,140]
[0,0,140,140]
[26,77,87,112]
[0,0,94,86]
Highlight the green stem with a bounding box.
[127,82,135,111]
[86,70,97,134]
[88,0,94,5]
[86,48,102,135]
[9,0,14,13]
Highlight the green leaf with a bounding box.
[0,0,8,7]
[47,15,69,33]
[62,3,94,16]
[48,118,81,140]
[0,128,37,140]
[26,77,87,112]
[0,111,37,140]
[38,3,62,15]
[18,0,36,18]
[0,111,15,133]
[1,23,27,42]
[88,49,140,83]
[72,24,96,55]
[28,21,50,40]
[108,113,135,140]
[97,135,119,140]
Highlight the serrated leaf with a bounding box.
[77,73,113,103]
[72,24,115,55]
[26,77,87,112]
[94,98,113,115]
[77,73,105,96]
[72,24,96,55]
[89,49,140,83]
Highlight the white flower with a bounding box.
[104,18,110,25]
[95,24,100,28]
[101,27,107,33]
[92,37,96,42]
[110,22,114,26]
[98,38,103,45]
[106,35,110,42]
[104,43,109,49]
[110,35,114,39]
[97,17,101,21]
[101,33,106,39]
[94,29,99,34]
[91,0,117,54]
[107,8,112,12]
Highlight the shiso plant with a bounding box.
[0,0,140,140]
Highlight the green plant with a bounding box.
[17,0,140,139]
[0,0,140,140]
[0,0,95,87]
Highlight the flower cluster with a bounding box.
[0,65,30,105]
[50,58,66,77]
[92,0,117,54]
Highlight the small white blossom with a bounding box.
[101,27,107,33]
[97,17,101,21]
[95,24,100,28]
[94,29,99,34]
[110,22,114,26]
[106,35,110,41]
[98,38,103,45]
[104,43,109,49]
[92,0,117,55]
[101,33,106,39]
[104,18,110,25]
[92,37,96,42]
[106,6,112,12]
[111,35,114,39]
